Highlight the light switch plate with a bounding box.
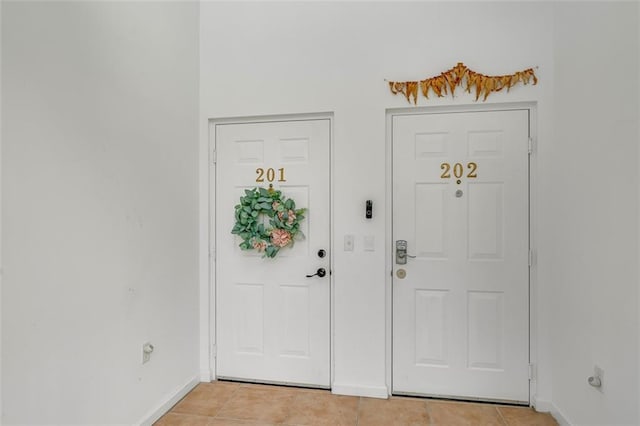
[364,235,375,251]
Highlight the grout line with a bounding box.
[212,382,243,419]
[355,397,362,426]
[425,400,432,424]
[496,405,509,426]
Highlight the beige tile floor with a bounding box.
[155,381,558,426]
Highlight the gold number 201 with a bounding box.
[256,167,286,183]
[440,162,478,179]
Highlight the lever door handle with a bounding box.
[398,252,416,259]
[396,240,416,264]
[306,268,326,278]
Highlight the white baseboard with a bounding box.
[331,382,389,399]
[531,395,548,411]
[136,375,200,426]
[532,398,571,426]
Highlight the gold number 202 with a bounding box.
[440,162,478,179]
[256,167,286,183]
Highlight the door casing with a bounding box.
[207,113,335,384]
[384,103,538,405]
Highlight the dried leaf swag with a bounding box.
[388,62,538,104]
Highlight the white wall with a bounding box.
[550,3,639,425]
[2,2,200,424]
[201,2,640,424]
[200,0,555,401]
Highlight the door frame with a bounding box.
[205,112,335,386]
[385,103,538,405]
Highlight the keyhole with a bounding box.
[318,249,326,258]
[455,189,463,198]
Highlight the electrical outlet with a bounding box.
[142,342,154,364]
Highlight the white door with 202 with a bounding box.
[392,110,530,403]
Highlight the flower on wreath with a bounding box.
[277,209,297,225]
[231,187,306,258]
[270,228,292,248]
[252,239,268,252]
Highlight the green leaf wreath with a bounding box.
[231,187,306,258]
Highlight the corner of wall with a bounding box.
[198,117,212,384]
[199,369,212,382]
[198,3,212,386]
[135,375,199,426]
[0,0,4,420]
[533,397,572,426]
[638,3,640,425]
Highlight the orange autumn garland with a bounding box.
[388,62,538,104]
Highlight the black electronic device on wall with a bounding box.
[365,200,373,219]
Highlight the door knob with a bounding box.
[306,268,326,278]
[396,240,416,265]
